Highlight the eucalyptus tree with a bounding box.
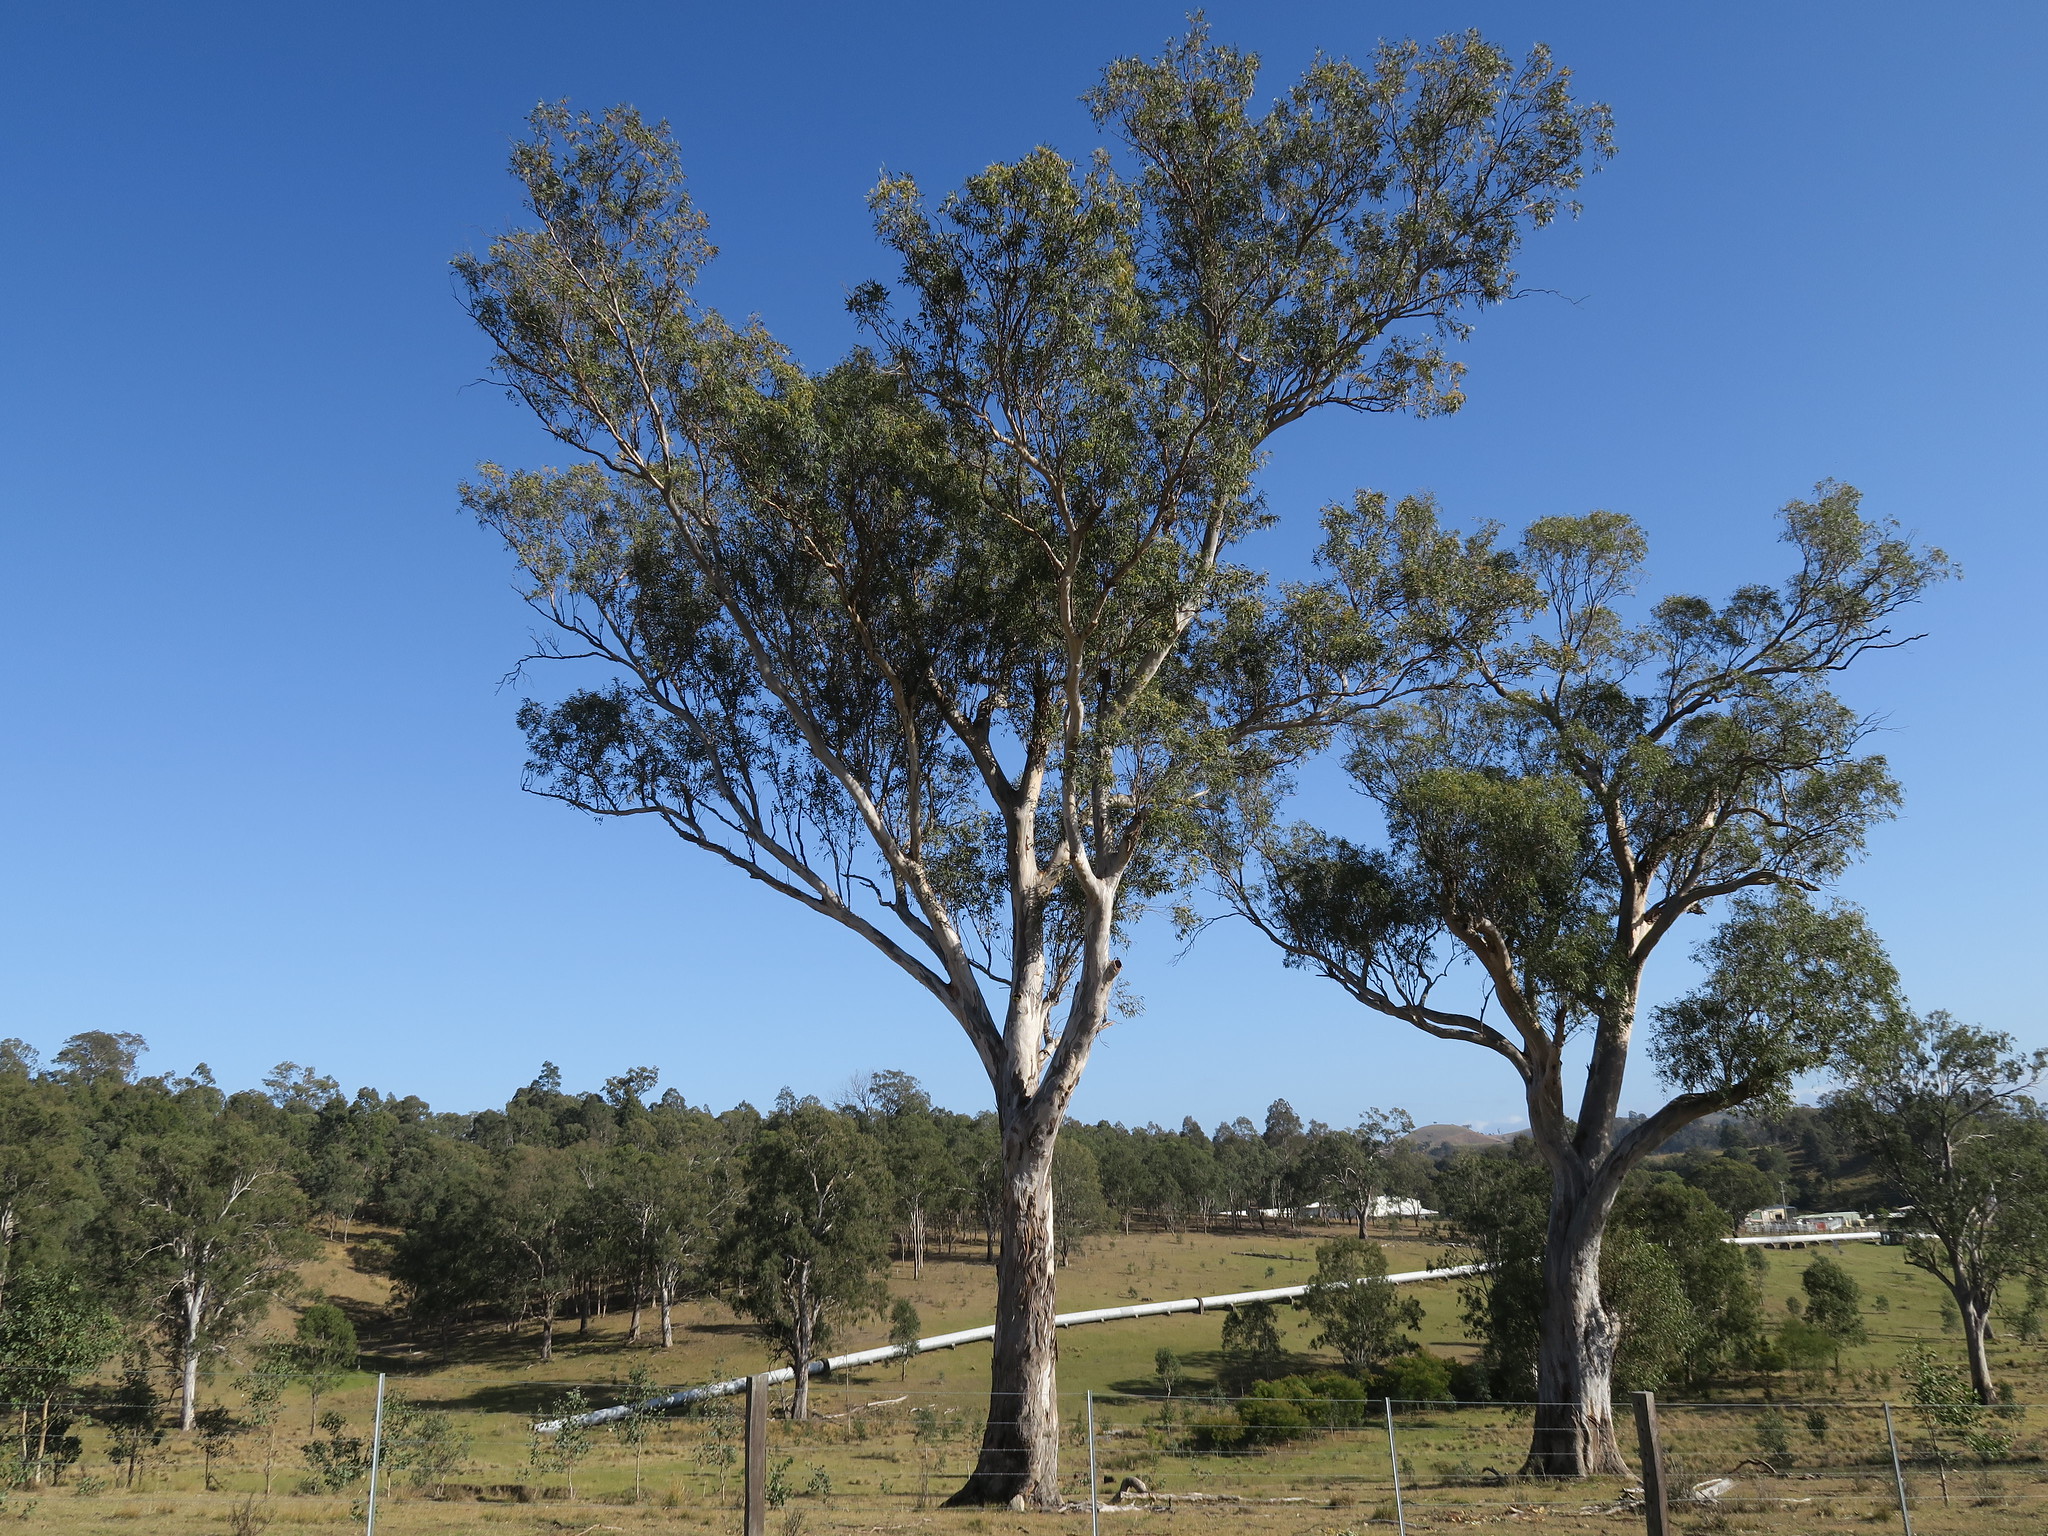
[1832,1011,2048,1403]
[0,1267,119,1484]
[1216,488,1943,1473]
[843,1071,952,1277]
[1303,1238,1422,1375]
[1295,1106,1414,1235]
[460,29,1606,1505]
[714,1102,889,1421]
[0,1063,85,1310]
[102,1101,314,1429]
[614,1109,735,1348]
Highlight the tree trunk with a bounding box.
[1960,1288,1997,1404]
[178,1279,205,1432]
[34,1396,54,1486]
[948,1119,1060,1508]
[912,1198,926,1280]
[789,1272,815,1422]
[179,1346,200,1434]
[1525,1192,1627,1476]
[540,1300,556,1362]
[659,1284,674,1349]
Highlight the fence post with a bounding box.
[363,1372,386,1536]
[1882,1402,1914,1536]
[744,1375,768,1536]
[1383,1397,1407,1536]
[1630,1391,1670,1536]
[1087,1390,1099,1536]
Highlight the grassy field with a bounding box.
[18,1225,2048,1533]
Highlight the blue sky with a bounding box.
[3,2,2042,1131]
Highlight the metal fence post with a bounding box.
[1883,1401,1914,1536]
[363,1372,386,1536]
[744,1374,768,1536]
[1087,1390,1099,1536]
[1630,1391,1670,1536]
[1383,1397,1407,1536]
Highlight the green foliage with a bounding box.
[458,42,1609,1494]
[887,1298,921,1352]
[1153,1348,1183,1396]
[96,1368,164,1489]
[299,1409,368,1493]
[1652,892,1902,1112]
[1834,1011,2048,1402]
[1906,1345,2012,1462]
[1755,1408,1792,1466]
[1612,1177,1762,1386]
[1800,1256,1867,1345]
[0,1267,119,1475]
[1674,1154,1778,1226]
[192,1404,241,1489]
[1434,1150,1549,1395]
[1373,1350,1455,1405]
[1218,1299,1286,1391]
[0,1071,87,1299]
[1051,1138,1111,1266]
[1772,1316,1838,1375]
[286,1303,357,1429]
[715,1102,889,1410]
[1440,1156,1764,1395]
[1230,481,1943,1462]
[94,1098,315,1422]
[2012,1278,2044,1343]
[528,1389,593,1497]
[293,1303,356,1365]
[1218,1371,1389,1448]
[1302,1238,1421,1376]
[1600,1228,1698,1394]
[380,1390,471,1496]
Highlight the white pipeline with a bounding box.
[534,1261,1487,1431]
[534,1227,1896,1432]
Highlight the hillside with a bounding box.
[1404,1123,1513,1150]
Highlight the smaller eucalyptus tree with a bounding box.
[715,1102,889,1421]
[105,1103,313,1430]
[1214,486,1943,1473]
[1832,1012,2048,1403]
[1294,1107,1413,1236]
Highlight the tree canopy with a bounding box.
[1216,487,1944,1472]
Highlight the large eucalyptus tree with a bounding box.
[458,28,1606,1504]
[1215,488,1945,1474]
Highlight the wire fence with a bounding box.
[9,1383,2048,1531]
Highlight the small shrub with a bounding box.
[1755,1408,1793,1466]
[300,1411,369,1492]
[1374,1350,1455,1406]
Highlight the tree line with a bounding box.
[9,1006,2043,1484]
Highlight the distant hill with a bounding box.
[1405,1123,1516,1148]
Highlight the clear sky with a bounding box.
[3,2,2042,1131]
